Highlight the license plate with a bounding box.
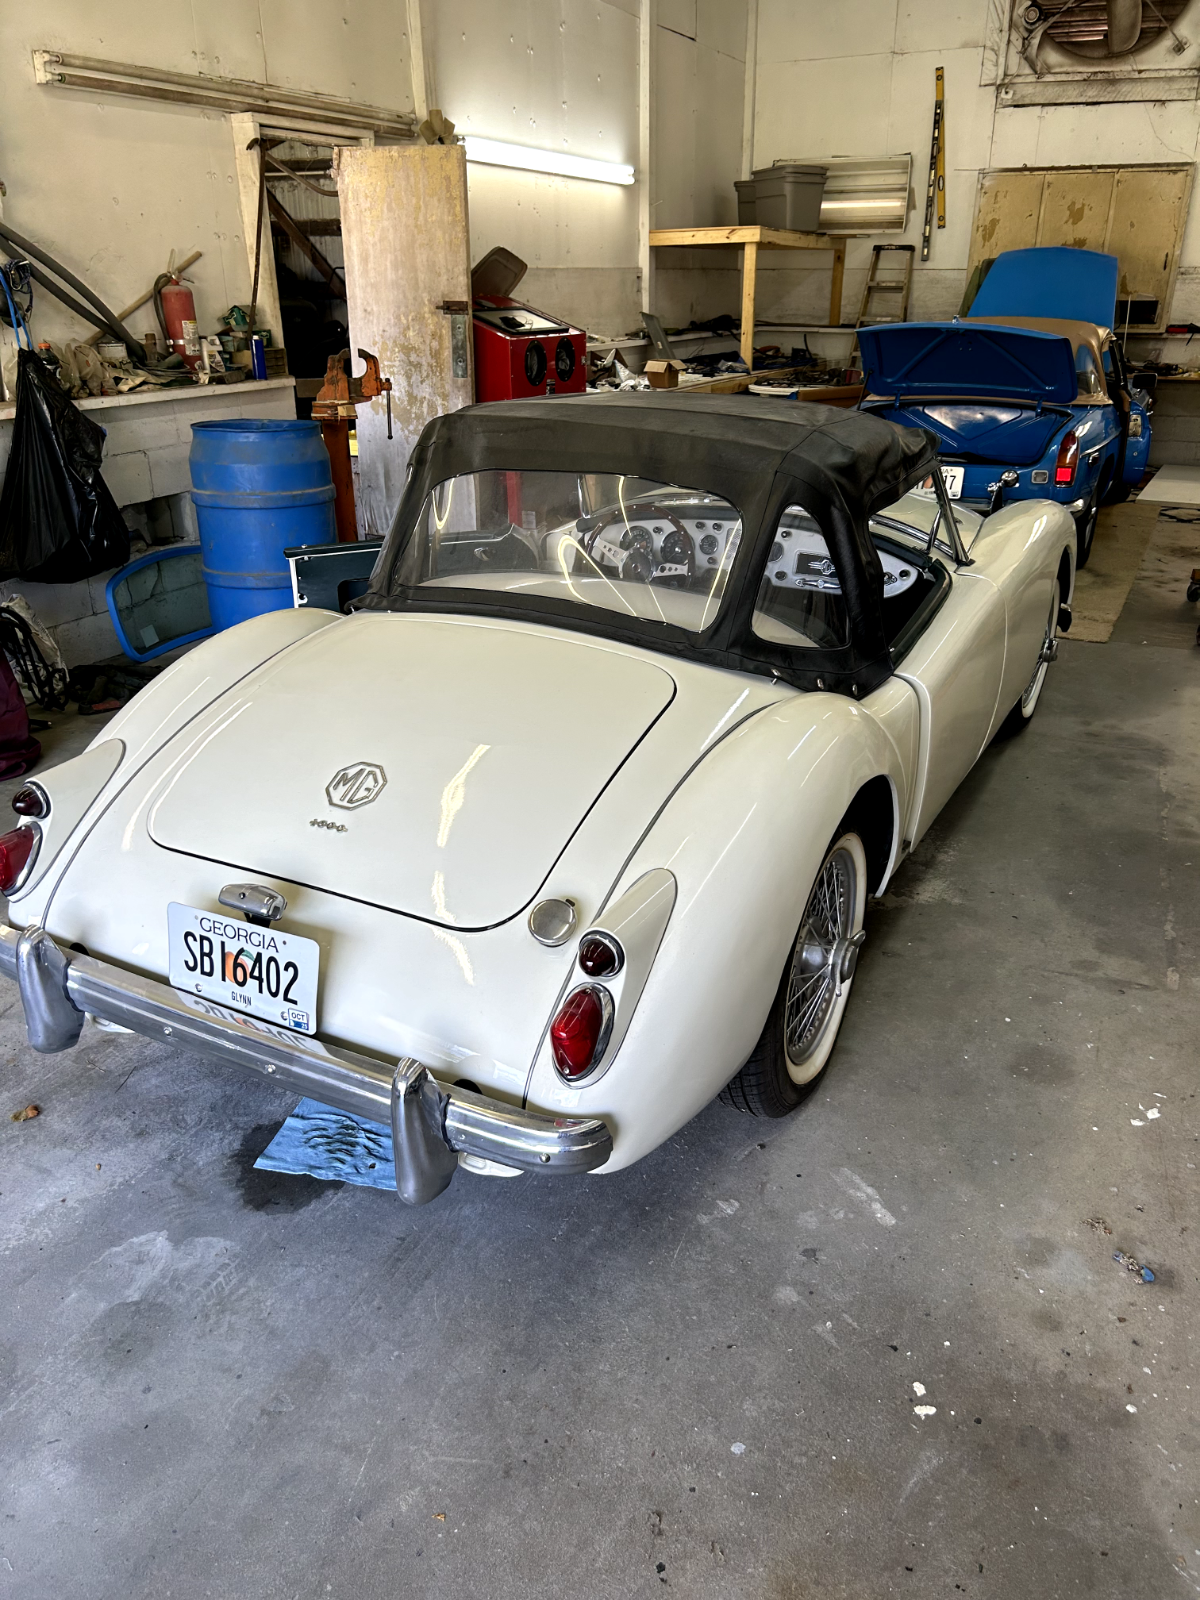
[167,903,319,1034]
[940,464,964,499]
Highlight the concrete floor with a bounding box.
[2,536,1198,1599]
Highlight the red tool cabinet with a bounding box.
[472,295,587,401]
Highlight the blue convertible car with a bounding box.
[858,247,1152,566]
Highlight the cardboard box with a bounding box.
[645,358,685,389]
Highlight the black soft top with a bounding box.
[364,392,937,697]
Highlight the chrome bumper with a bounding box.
[0,925,612,1205]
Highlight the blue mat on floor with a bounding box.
[254,1097,395,1189]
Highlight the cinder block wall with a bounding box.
[0,380,296,667]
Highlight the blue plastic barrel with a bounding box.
[189,419,336,630]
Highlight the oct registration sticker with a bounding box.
[167,903,319,1034]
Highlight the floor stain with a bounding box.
[228,1122,343,1212]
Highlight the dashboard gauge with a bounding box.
[660,529,694,568]
[770,542,784,563]
[699,533,718,555]
[621,525,654,554]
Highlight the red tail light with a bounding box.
[0,826,38,893]
[550,985,613,1080]
[1055,430,1079,486]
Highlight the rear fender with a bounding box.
[11,609,342,926]
[527,692,904,1169]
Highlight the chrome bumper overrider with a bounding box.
[0,925,612,1205]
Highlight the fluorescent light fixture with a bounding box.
[463,136,634,186]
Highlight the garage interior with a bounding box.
[1,4,1198,1598]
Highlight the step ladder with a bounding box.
[856,243,915,328]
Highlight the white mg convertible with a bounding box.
[0,396,1074,1204]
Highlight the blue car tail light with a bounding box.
[1055,430,1079,486]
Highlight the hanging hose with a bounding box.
[0,220,143,363]
[19,259,125,343]
[0,272,33,351]
[151,272,172,345]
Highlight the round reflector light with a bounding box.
[578,932,624,978]
[11,786,47,818]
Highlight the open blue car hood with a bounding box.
[970,246,1119,329]
[858,321,1079,404]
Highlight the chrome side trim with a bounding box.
[0,925,613,1198]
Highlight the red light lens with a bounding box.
[0,826,38,893]
[1054,430,1079,486]
[578,933,623,978]
[550,986,610,1080]
[11,786,47,818]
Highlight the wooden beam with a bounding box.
[267,191,346,294]
[405,0,432,123]
[649,225,828,249]
[740,241,758,369]
[829,240,846,326]
[638,0,656,314]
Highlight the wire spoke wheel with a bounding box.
[721,828,869,1116]
[1020,578,1061,719]
[783,838,865,1082]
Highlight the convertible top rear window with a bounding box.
[392,470,742,635]
[366,393,940,698]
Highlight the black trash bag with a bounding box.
[0,348,129,584]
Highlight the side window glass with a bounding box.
[752,506,849,650]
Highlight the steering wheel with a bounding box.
[580,506,695,586]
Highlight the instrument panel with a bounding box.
[769,512,919,598]
[580,495,741,587]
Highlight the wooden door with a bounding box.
[336,144,474,538]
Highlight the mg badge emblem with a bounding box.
[326,762,387,810]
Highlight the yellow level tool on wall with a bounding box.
[922,66,945,262]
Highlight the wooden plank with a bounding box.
[336,144,473,537]
[649,225,829,249]
[267,192,345,293]
[829,240,846,327]
[740,241,758,369]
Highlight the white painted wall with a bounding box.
[751,0,1200,352]
[0,2,416,366]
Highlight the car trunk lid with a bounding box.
[147,614,676,928]
[858,321,1079,405]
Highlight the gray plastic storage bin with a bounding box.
[751,163,827,232]
[735,179,757,224]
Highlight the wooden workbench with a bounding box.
[648,225,850,369]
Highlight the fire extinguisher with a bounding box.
[157,276,202,372]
